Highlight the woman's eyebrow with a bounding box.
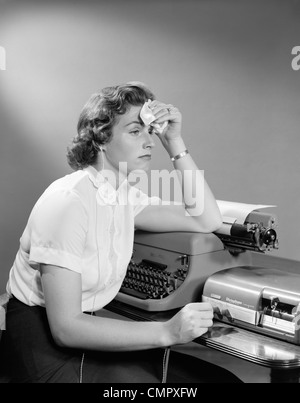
[125,119,144,127]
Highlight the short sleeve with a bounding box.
[128,186,161,217]
[28,189,88,273]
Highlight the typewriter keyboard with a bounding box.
[119,259,188,300]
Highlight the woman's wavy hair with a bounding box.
[66,81,155,170]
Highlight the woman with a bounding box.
[2,82,241,383]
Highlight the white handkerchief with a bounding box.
[140,100,168,134]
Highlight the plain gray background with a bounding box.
[1,0,300,293]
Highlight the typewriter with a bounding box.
[115,201,279,312]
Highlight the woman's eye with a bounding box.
[130,130,140,136]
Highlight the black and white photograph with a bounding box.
[1,0,300,386]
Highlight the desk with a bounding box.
[105,300,300,383]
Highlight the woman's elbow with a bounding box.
[200,215,223,233]
[209,216,223,233]
[49,321,79,348]
[51,327,72,348]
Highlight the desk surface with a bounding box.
[105,300,300,371]
[199,323,300,369]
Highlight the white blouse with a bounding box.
[6,166,160,312]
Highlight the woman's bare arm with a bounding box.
[41,264,213,351]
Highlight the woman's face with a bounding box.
[103,105,155,176]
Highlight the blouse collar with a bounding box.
[83,166,128,205]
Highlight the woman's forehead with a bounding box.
[119,105,143,126]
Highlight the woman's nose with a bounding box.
[143,127,155,148]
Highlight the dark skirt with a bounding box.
[1,297,242,383]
